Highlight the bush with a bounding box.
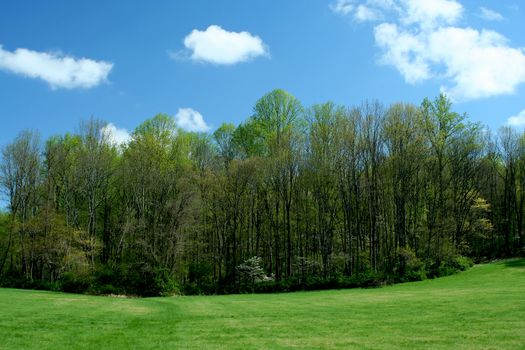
[395,248,427,282]
[59,272,91,294]
[188,262,212,284]
[0,274,60,291]
[153,268,179,296]
[248,271,384,294]
[90,265,123,294]
[236,256,273,293]
[90,263,179,296]
[124,264,179,296]
[354,272,384,287]
[427,255,473,278]
[437,262,457,277]
[453,256,474,271]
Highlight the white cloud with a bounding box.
[330,0,387,21]
[336,0,525,100]
[480,7,504,21]
[330,0,354,15]
[507,109,525,127]
[375,24,525,100]
[0,45,113,89]
[178,25,268,65]
[401,0,463,29]
[101,123,131,146]
[429,28,525,100]
[331,0,462,25]
[174,108,210,132]
[374,23,430,83]
[355,5,383,22]
[367,0,397,10]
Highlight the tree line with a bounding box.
[0,90,523,295]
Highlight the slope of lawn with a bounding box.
[0,259,524,350]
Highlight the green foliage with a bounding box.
[133,113,177,142]
[60,272,92,294]
[213,123,236,162]
[236,256,270,292]
[90,264,180,296]
[454,255,474,271]
[232,119,265,158]
[183,262,214,294]
[427,255,474,278]
[0,211,8,240]
[152,268,180,296]
[0,273,60,291]
[91,264,124,295]
[1,92,523,296]
[188,262,212,284]
[394,248,427,282]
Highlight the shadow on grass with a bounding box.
[504,258,525,268]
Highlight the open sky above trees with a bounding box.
[0,0,524,147]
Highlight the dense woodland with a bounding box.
[0,90,523,295]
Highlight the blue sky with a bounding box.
[1,0,525,146]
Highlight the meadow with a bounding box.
[0,259,524,350]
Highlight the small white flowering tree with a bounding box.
[236,256,271,291]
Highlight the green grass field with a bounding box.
[1,259,524,349]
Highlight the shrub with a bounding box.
[293,257,321,282]
[188,262,212,284]
[236,256,272,292]
[395,248,427,282]
[86,264,123,295]
[153,268,179,296]
[0,274,60,291]
[437,262,457,277]
[59,272,91,294]
[122,264,179,296]
[453,256,474,271]
[427,255,473,278]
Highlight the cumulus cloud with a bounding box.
[355,5,383,22]
[401,0,463,28]
[480,7,504,21]
[507,109,525,127]
[330,0,354,15]
[174,108,210,132]
[374,23,431,83]
[429,28,525,99]
[375,24,525,100]
[330,0,386,21]
[333,0,525,100]
[0,45,113,89]
[176,25,268,65]
[101,123,131,146]
[367,0,397,9]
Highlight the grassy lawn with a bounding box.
[0,259,524,349]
